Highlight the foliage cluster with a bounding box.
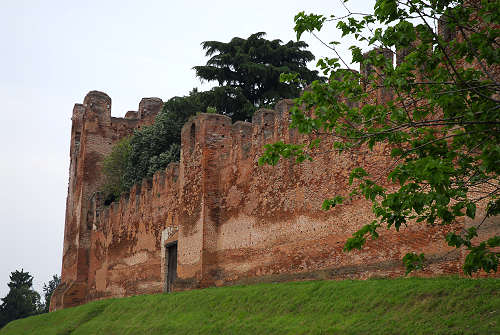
[41,275,60,314]
[0,270,59,328]
[0,270,40,328]
[1,278,498,334]
[260,0,500,275]
[194,32,320,119]
[101,137,132,204]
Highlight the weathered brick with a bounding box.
[51,55,500,310]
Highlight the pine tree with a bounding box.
[194,32,320,120]
[41,275,60,313]
[0,269,40,328]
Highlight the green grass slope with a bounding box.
[1,277,498,335]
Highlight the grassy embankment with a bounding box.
[1,277,498,335]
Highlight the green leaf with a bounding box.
[349,168,369,185]
[403,252,426,275]
[466,202,476,219]
[322,196,344,210]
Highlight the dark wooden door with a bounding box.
[166,243,177,292]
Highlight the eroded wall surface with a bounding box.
[52,96,498,311]
[51,92,164,310]
[87,164,179,301]
[51,37,499,310]
[176,103,469,289]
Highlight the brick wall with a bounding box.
[51,33,499,310]
[50,92,162,311]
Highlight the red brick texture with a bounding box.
[50,88,498,311]
[50,33,499,309]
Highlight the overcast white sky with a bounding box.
[0,0,374,300]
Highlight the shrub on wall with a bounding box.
[101,136,132,204]
[122,90,203,190]
[100,91,202,203]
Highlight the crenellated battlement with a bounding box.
[100,99,299,223]
[175,98,297,170]
[54,60,410,310]
[72,91,163,131]
[52,23,500,310]
[139,97,164,119]
[53,90,165,310]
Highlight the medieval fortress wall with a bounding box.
[50,32,499,310]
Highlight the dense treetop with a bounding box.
[195,32,319,108]
[0,270,40,328]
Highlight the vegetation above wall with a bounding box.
[260,0,500,275]
[1,278,498,334]
[101,32,319,203]
[194,32,321,120]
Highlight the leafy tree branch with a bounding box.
[261,0,499,275]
